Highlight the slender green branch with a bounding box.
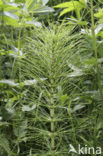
[50,40,55,155]
[18,27,22,82]
[50,86,55,153]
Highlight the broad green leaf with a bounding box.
[60,8,74,17]
[26,0,42,11]
[33,6,54,13]
[97,31,103,38]
[26,0,36,10]
[0,0,3,5]
[54,2,74,8]
[3,11,19,19]
[94,9,103,18]
[54,1,85,17]
[0,4,19,11]
[0,16,19,26]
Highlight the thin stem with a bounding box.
[68,101,77,146]
[50,40,55,155]
[18,27,22,82]
[50,86,55,153]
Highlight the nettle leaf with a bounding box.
[26,0,36,10]
[54,1,85,17]
[26,0,53,13]
[0,15,18,26]
[60,8,74,17]
[3,11,19,20]
[94,8,103,18]
[0,3,19,11]
[54,2,74,8]
[26,0,42,11]
[33,6,54,13]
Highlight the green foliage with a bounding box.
[54,0,86,18]
[0,0,103,156]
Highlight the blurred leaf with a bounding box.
[95,24,103,34]
[94,8,103,18]
[72,104,85,112]
[42,0,49,6]
[0,135,11,154]
[33,6,54,13]
[0,80,19,86]
[54,1,85,17]
[22,104,36,112]
[3,11,19,19]
[84,57,97,65]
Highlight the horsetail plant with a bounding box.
[19,24,91,156]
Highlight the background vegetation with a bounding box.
[0,0,103,155]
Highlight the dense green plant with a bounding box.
[0,0,103,156]
[15,24,102,155]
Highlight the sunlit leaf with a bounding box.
[54,1,85,16]
[3,11,19,19]
[33,6,54,13]
[94,8,103,18]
